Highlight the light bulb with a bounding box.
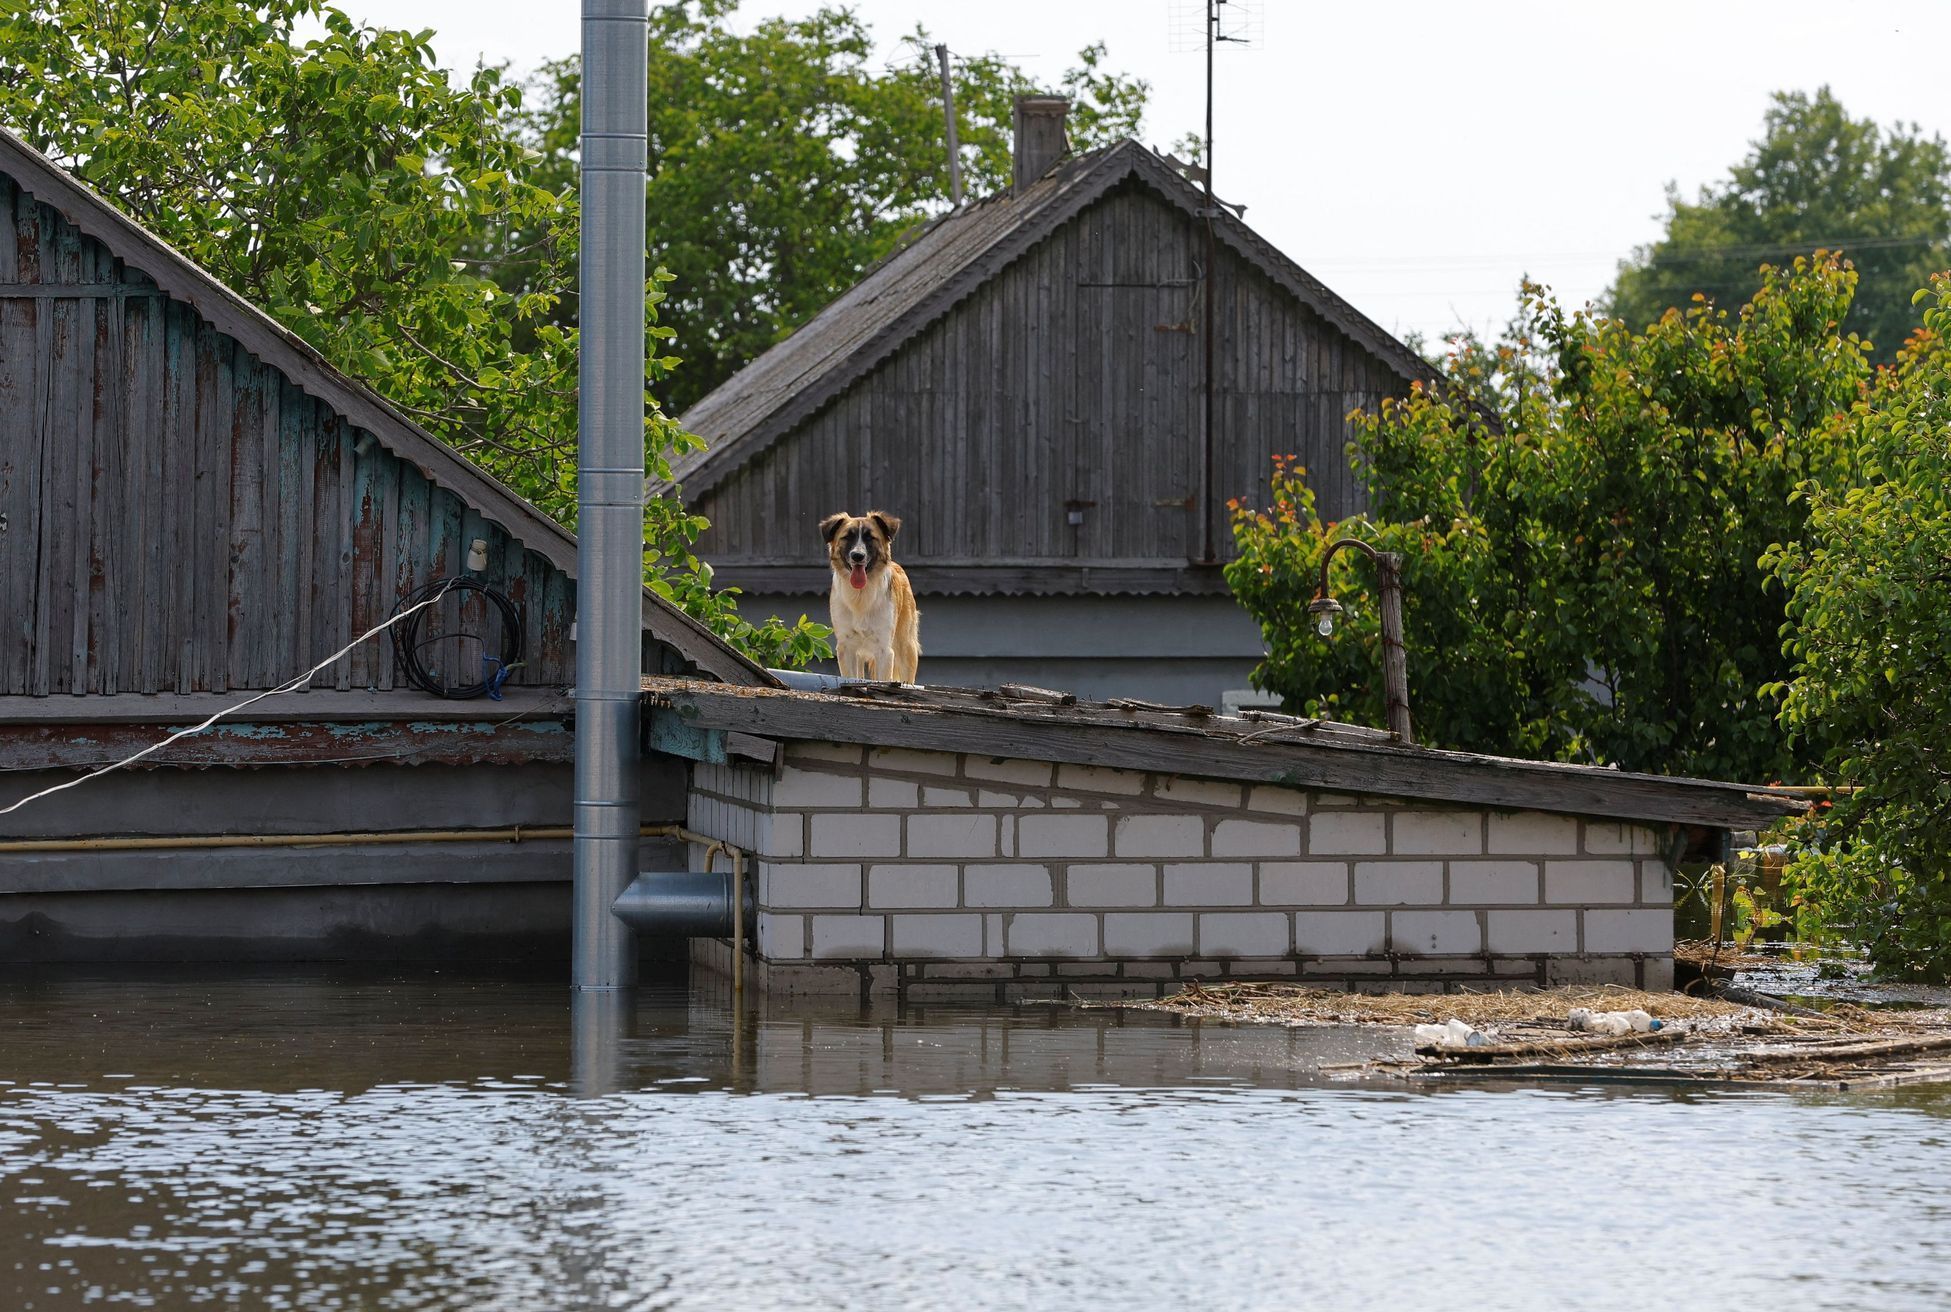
[1316,613,1335,638]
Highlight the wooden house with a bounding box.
[0,127,763,963]
[660,99,1440,704]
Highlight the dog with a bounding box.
[820,510,920,683]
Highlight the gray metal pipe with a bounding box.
[611,870,753,938]
[574,0,650,992]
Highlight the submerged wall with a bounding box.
[685,743,1677,1002]
[0,757,688,963]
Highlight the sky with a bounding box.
[331,0,1951,347]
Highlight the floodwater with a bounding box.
[3,974,1949,1311]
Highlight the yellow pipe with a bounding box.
[0,823,698,855]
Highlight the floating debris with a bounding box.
[1098,981,1951,1092]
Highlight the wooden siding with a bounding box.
[692,179,1404,570]
[0,174,574,696]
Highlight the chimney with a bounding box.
[1012,95,1070,193]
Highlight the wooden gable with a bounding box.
[0,133,763,699]
[688,174,1409,594]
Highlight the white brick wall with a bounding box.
[1164,862,1253,906]
[1200,912,1290,957]
[908,813,999,858]
[1394,811,1483,855]
[1017,814,1108,858]
[1354,861,1444,905]
[1392,910,1482,955]
[1104,913,1195,956]
[1487,910,1577,954]
[1211,819,1301,857]
[1489,812,1580,855]
[868,864,959,909]
[1259,862,1349,906]
[890,914,983,958]
[1295,911,1387,955]
[1545,860,1637,905]
[811,811,901,857]
[1449,860,1540,904]
[1008,913,1099,956]
[1114,814,1204,858]
[763,863,862,909]
[1066,864,1158,907]
[1309,811,1388,855]
[965,864,1053,907]
[685,742,1681,988]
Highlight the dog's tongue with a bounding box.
[850,563,867,590]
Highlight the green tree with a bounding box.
[510,0,1149,413]
[1227,258,1869,783]
[1765,278,1951,979]
[1609,88,1951,361]
[0,0,826,666]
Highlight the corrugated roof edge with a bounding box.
[0,125,770,688]
[643,677,1808,831]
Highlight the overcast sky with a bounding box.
[334,0,1950,346]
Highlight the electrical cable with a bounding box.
[388,577,526,700]
[0,577,463,818]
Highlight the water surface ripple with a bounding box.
[2,975,1947,1310]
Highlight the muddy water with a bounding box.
[3,974,1949,1311]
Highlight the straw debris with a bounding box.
[1131,981,1760,1029]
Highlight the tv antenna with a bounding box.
[1169,0,1260,563]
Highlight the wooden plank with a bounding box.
[643,679,1806,830]
[195,325,234,692]
[225,348,266,689]
[373,447,402,690]
[87,289,117,692]
[332,420,358,689]
[0,174,16,283]
[36,295,74,696]
[275,380,307,679]
[163,303,197,695]
[118,286,157,691]
[0,276,40,694]
[347,430,381,689]
[0,685,569,724]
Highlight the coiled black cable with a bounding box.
[389,576,525,699]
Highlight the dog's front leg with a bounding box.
[873,645,896,683]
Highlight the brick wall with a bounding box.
[687,743,1675,1001]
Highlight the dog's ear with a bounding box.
[869,511,902,541]
[819,512,849,543]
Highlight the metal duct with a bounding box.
[573,0,650,991]
[611,870,753,939]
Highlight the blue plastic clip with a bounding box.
[483,655,513,701]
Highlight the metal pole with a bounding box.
[574,0,649,992]
[1376,552,1414,744]
[935,44,963,207]
[1197,0,1216,565]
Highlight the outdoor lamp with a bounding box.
[1311,538,1415,745]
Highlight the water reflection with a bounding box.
[4,972,1950,1311]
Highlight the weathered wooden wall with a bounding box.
[693,179,1401,569]
[0,174,573,696]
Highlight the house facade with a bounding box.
[0,127,765,963]
[663,102,1440,704]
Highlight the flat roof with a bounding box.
[642,678,1805,831]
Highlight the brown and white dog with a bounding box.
[820,510,920,683]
